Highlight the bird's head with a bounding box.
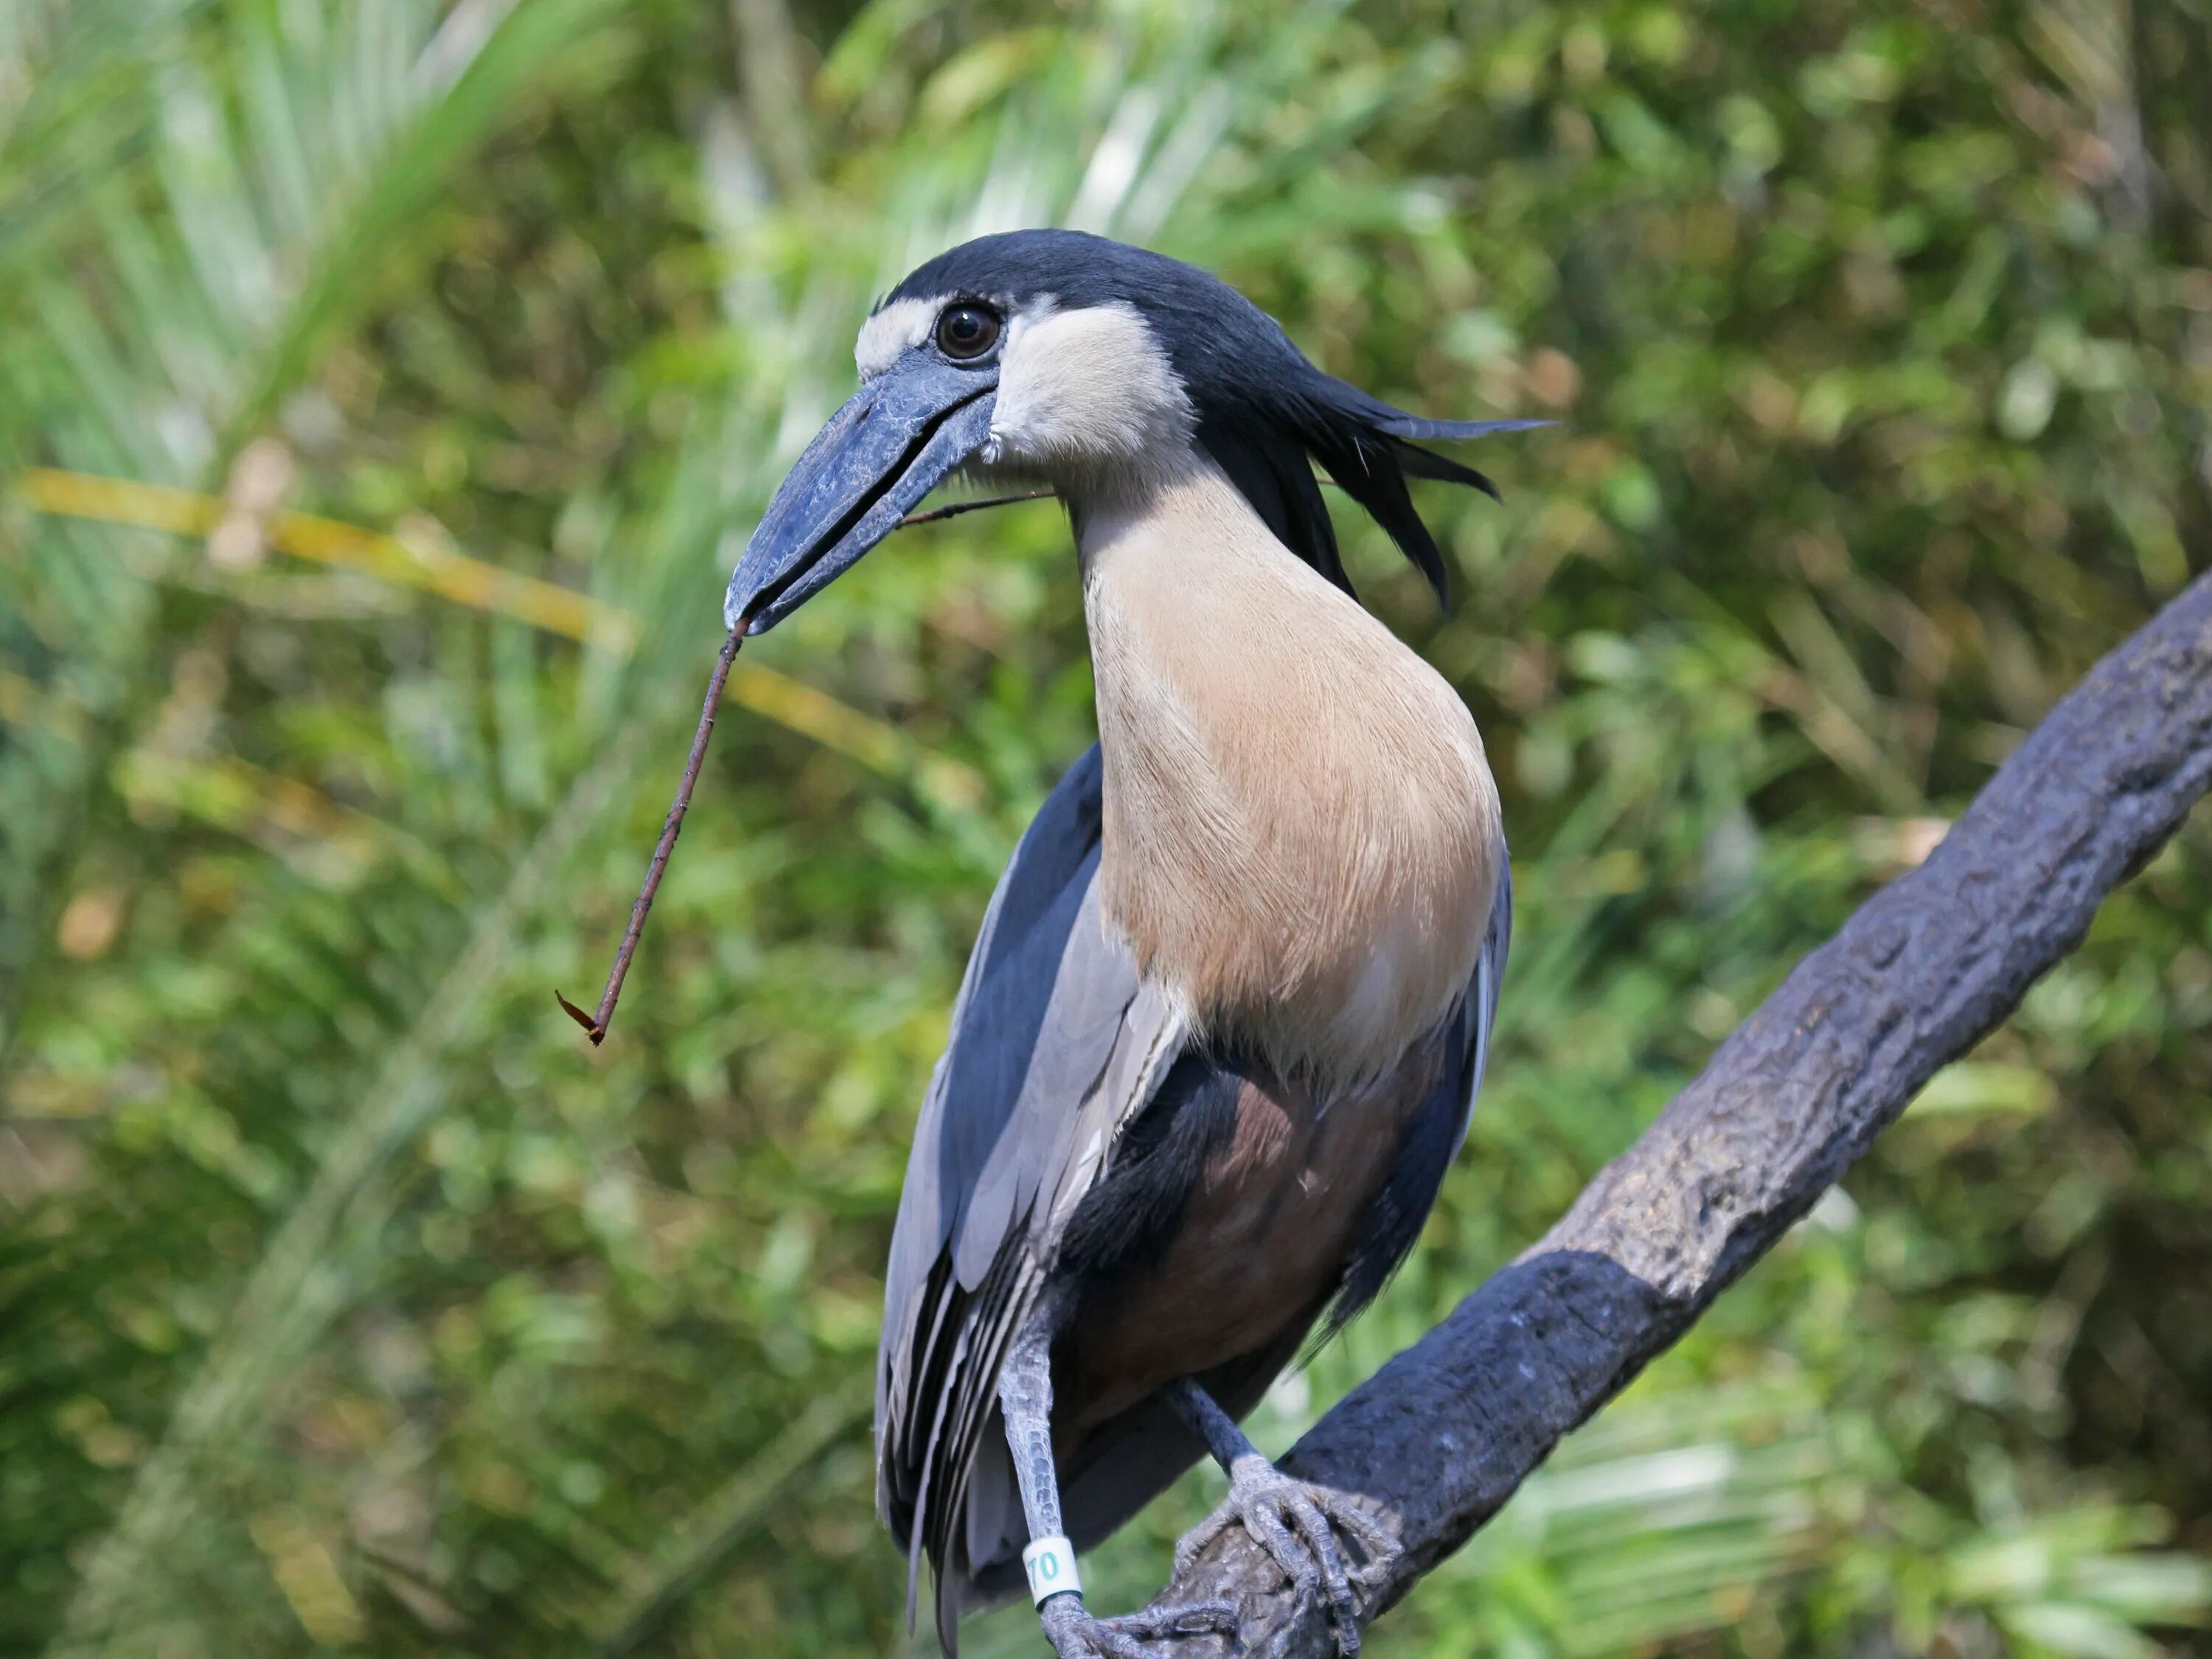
[725,228,1542,633]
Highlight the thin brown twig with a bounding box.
[557,616,748,1046]
[560,491,1056,1046]
[555,483,1110,1046]
[894,489,1054,528]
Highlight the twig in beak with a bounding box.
[894,489,1053,528]
[560,489,1051,1047]
[558,616,748,1046]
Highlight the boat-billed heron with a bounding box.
[724,230,1529,1658]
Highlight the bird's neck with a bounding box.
[1074,457,1503,1084]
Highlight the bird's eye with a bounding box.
[936,304,1001,361]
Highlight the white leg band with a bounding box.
[1021,1534,1081,1604]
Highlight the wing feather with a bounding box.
[880,757,1512,1644]
[1332,857,1513,1325]
[1459,858,1513,1152]
[877,748,1191,1640]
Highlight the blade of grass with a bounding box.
[18,467,634,645]
[589,1380,873,1657]
[46,717,653,1658]
[16,466,987,796]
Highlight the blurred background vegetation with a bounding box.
[3,0,2211,1655]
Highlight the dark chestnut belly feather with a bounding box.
[1051,1037,1449,1450]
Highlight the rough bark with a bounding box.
[1148,570,2212,1655]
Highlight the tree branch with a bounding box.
[1151,570,2212,1655]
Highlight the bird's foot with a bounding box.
[1172,1455,1396,1658]
[1038,1592,1239,1658]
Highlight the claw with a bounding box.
[1172,1455,1397,1659]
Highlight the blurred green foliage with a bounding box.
[3,0,2211,1655]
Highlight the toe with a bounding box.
[1105,1599,1241,1642]
[1314,1491,1394,1554]
[1171,1505,1237,1581]
[1244,1493,1320,1597]
[1095,1627,1164,1659]
[1280,1495,1360,1655]
[1183,1464,1392,1658]
[1042,1598,1166,1659]
[1314,1492,1397,1575]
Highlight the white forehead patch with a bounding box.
[987,302,1192,474]
[855,296,938,380]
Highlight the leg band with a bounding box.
[1021,1534,1081,1605]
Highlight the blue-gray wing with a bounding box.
[987,856,1514,1592]
[1332,853,1511,1324]
[875,745,1187,1637]
[1459,855,1512,1152]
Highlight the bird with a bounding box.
[721,229,1531,1659]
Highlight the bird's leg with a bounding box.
[998,1311,1238,1658]
[1165,1379,1398,1658]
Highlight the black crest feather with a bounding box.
[883,229,1545,606]
[1196,370,1548,606]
